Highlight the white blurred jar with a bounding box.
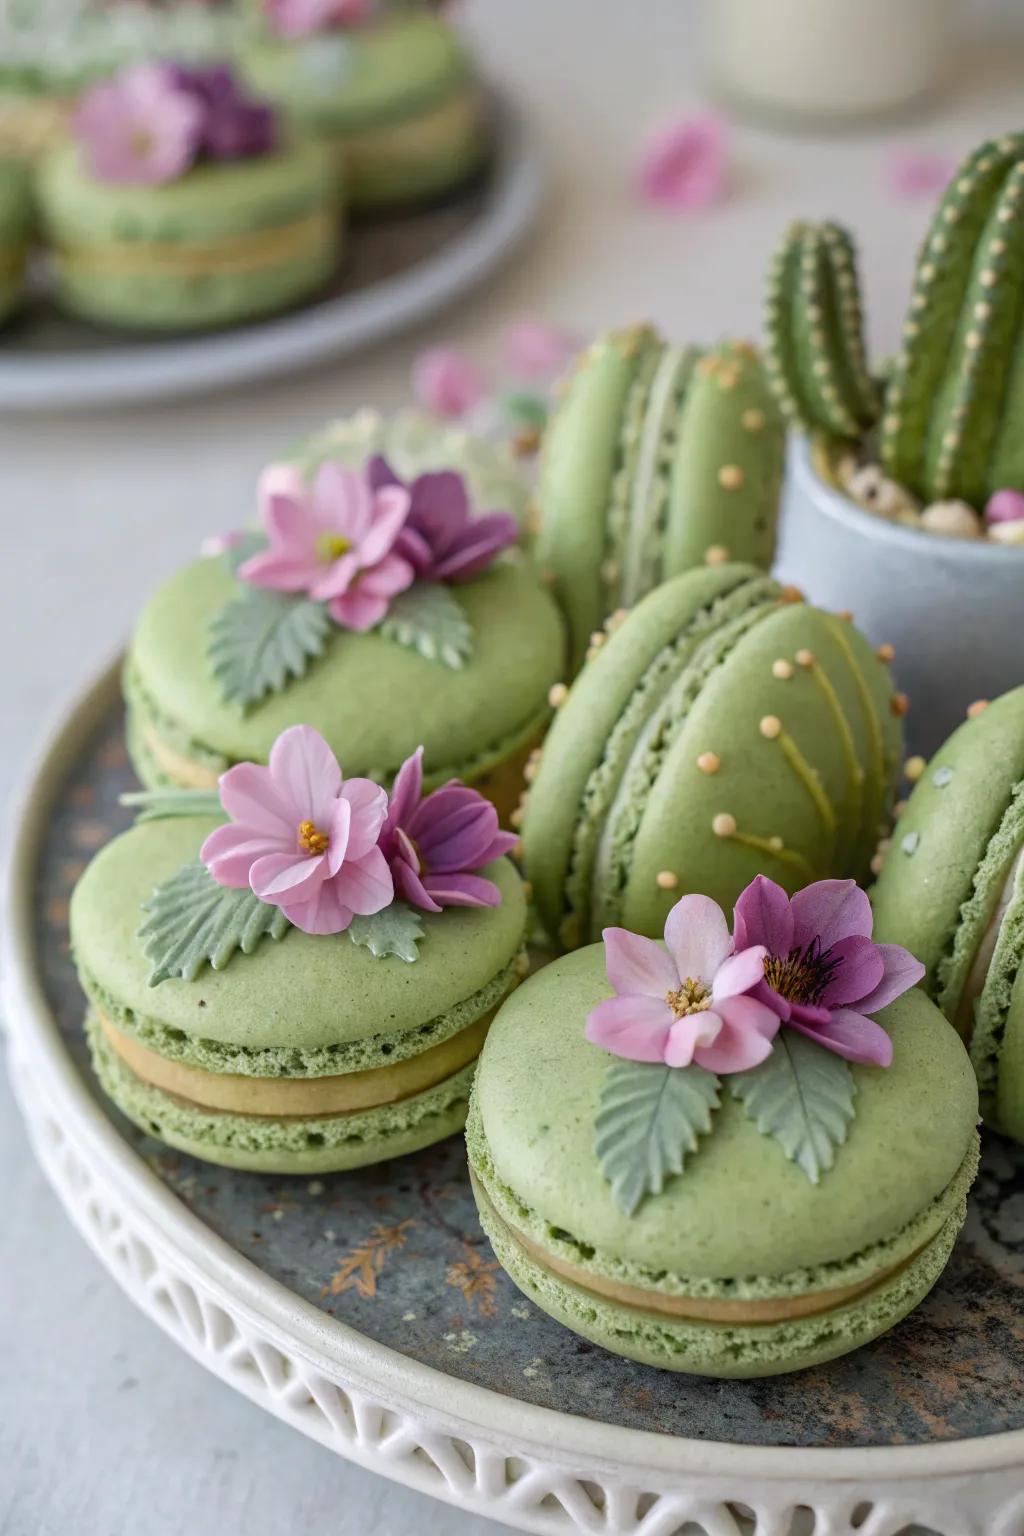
[704,0,962,127]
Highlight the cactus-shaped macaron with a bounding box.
[764,219,879,440]
[881,132,1024,506]
[537,327,784,672]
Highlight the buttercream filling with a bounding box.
[471,1173,927,1326]
[56,208,334,279]
[957,843,1024,1039]
[99,1008,492,1118]
[327,85,482,172]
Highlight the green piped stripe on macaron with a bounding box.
[616,343,698,606]
[78,952,522,1080]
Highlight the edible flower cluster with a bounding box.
[200,724,516,935]
[588,875,923,1072]
[266,0,372,39]
[237,454,519,632]
[74,63,276,187]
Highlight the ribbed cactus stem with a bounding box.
[763,220,878,439]
[881,132,1024,505]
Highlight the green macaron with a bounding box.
[467,946,978,1377]
[523,564,903,951]
[536,327,785,673]
[37,136,339,332]
[72,813,527,1173]
[871,686,1024,1143]
[0,157,32,322]
[241,12,487,213]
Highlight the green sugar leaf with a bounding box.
[347,901,424,963]
[139,859,291,986]
[595,1058,720,1216]
[120,788,224,824]
[378,582,473,670]
[730,1029,856,1184]
[502,391,549,431]
[208,588,331,710]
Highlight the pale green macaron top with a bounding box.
[872,685,1024,1140]
[37,136,335,246]
[470,946,978,1285]
[241,11,473,132]
[536,326,784,672]
[71,813,527,1073]
[523,564,902,950]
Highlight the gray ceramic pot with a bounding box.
[774,436,1024,758]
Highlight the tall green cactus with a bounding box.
[763,219,879,440]
[880,132,1024,506]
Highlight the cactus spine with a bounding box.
[880,132,1024,506]
[764,220,879,439]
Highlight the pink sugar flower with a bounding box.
[985,488,1024,526]
[239,460,414,632]
[733,875,924,1066]
[411,346,486,419]
[200,726,393,935]
[367,455,517,584]
[266,0,371,38]
[634,111,729,211]
[886,147,956,201]
[501,317,579,381]
[73,63,204,186]
[380,746,518,912]
[586,895,778,1073]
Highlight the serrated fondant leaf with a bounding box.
[347,901,424,963]
[120,788,224,823]
[139,859,291,986]
[730,1030,856,1184]
[595,1058,720,1216]
[208,588,331,710]
[378,582,473,670]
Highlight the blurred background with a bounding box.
[3,2,1024,1532]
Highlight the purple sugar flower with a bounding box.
[168,65,277,161]
[380,747,518,912]
[732,875,924,1066]
[367,455,518,585]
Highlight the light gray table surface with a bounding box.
[3,4,1023,1532]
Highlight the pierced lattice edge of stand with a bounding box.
[7,1038,1024,1536]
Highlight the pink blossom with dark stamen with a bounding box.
[367,455,517,584]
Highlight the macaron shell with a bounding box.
[332,84,487,211]
[471,947,978,1281]
[89,1011,476,1174]
[871,686,1024,993]
[996,963,1024,1142]
[127,552,565,786]
[536,327,655,672]
[522,565,780,941]
[663,342,783,574]
[70,814,527,1057]
[621,604,899,931]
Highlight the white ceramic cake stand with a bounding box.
[0,93,542,412]
[5,661,1024,1536]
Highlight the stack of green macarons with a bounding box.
[872,686,1024,1144]
[536,326,785,671]
[241,9,488,214]
[0,157,33,322]
[523,563,904,950]
[124,412,564,823]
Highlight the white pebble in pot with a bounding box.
[848,464,918,519]
[987,518,1024,546]
[920,500,982,539]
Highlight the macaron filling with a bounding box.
[54,208,334,278]
[325,83,482,175]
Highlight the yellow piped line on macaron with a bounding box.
[98,1008,494,1119]
[56,208,334,280]
[759,713,838,837]
[473,1174,924,1326]
[710,812,816,881]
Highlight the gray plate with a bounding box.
[0,93,542,411]
[29,694,1024,1451]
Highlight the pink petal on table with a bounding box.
[411,346,486,418]
[501,317,580,380]
[634,112,729,211]
[886,148,956,200]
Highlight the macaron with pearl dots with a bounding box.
[871,685,1024,1143]
[535,326,785,672]
[521,563,903,950]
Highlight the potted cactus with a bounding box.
[766,131,1024,756]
